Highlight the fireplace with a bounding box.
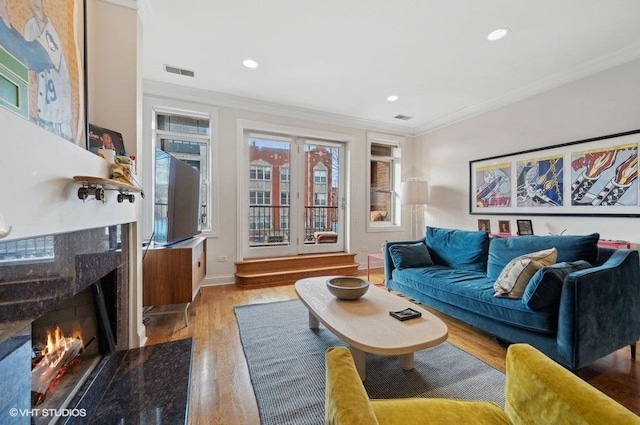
[30,271,119,421]
[0,225,131,424]
[0,224,192,424]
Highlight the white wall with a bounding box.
[0,1,138,242]
[413,58,640,244]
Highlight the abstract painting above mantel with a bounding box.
[0,0,86,146]
[470,129,640,217]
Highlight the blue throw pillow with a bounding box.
[522,260,592,311]
[486,233,599,280]
[425,227,490,273]
[388,242,433,270]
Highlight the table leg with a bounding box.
[349,346,366,381]
[308,311,319,329]
[399,353,414,370]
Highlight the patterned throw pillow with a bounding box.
[494,248,557,299]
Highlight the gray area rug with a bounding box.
[235,299,505,425]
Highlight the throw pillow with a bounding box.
[486,233,599,280]
[522,260,592,310]
[388,242,433,270]
[494,248,557,299]
[425,226,490,273]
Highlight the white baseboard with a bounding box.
[202,275,236,286]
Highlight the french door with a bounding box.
[242,131,345,258]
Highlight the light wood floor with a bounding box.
[144,270,640,424]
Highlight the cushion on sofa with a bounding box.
[391,266,559,333]
[494,248,557,299]
[486,233,599,279]
[522,260,592,311]
[426,227,490,273]
[389,242,433,270]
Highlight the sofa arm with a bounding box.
[383,239,424,283]
[505,344,639,425]
[325,347,379,425]
[557,249,640,369]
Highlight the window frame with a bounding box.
[366,132,403,232]
[143,97,220,240]
[155,118,211,232]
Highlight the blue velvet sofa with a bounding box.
[384,226,640,370]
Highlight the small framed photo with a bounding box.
[498,220,511,235]
[477,219,491,233]
[516,219,534,236]
[88,124,126,155]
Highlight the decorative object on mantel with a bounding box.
[73,175,143,203]
[0,0,87,146]
[88,123,126,155]
[470,129,640,217]
[401,178,429,238]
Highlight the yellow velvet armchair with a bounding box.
[325,344,639,425]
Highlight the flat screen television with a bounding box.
[154,148,201,245]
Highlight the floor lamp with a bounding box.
[401,178,429,239]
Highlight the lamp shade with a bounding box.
[401,179,429,205]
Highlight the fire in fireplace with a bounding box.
[31,326,85,406]
[28,272,118,422]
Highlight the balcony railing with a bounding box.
[248,205,338,246]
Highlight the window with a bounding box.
[156,112,212,232]
[249,216,270,230]
[280,166,290,182]
[367,132,403,230]
[314,192,327,206]
[280,213,289,229]
[250,191,271,205]
[0,236,54,264]
[314,169,327,184]
[157,114,209,135]
[250,165,271,181]
[281,191,290,205]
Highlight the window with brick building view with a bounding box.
[155,113,211,237]
[247,136,343,254]
[369,138,402,229]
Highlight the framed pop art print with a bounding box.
[470,129,640,217]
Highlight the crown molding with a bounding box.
[143,80,414,137]
[414,42,640,136]
[144,41,640,139]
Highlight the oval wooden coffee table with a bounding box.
[295,276,448,380]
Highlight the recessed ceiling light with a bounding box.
[243,59,259,69]
[487,28,510,41]
[387,95,399,102]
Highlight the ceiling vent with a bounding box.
[165,65,195,78]
[394,114,413,121]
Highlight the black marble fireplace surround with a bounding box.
[0,225,192,424]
